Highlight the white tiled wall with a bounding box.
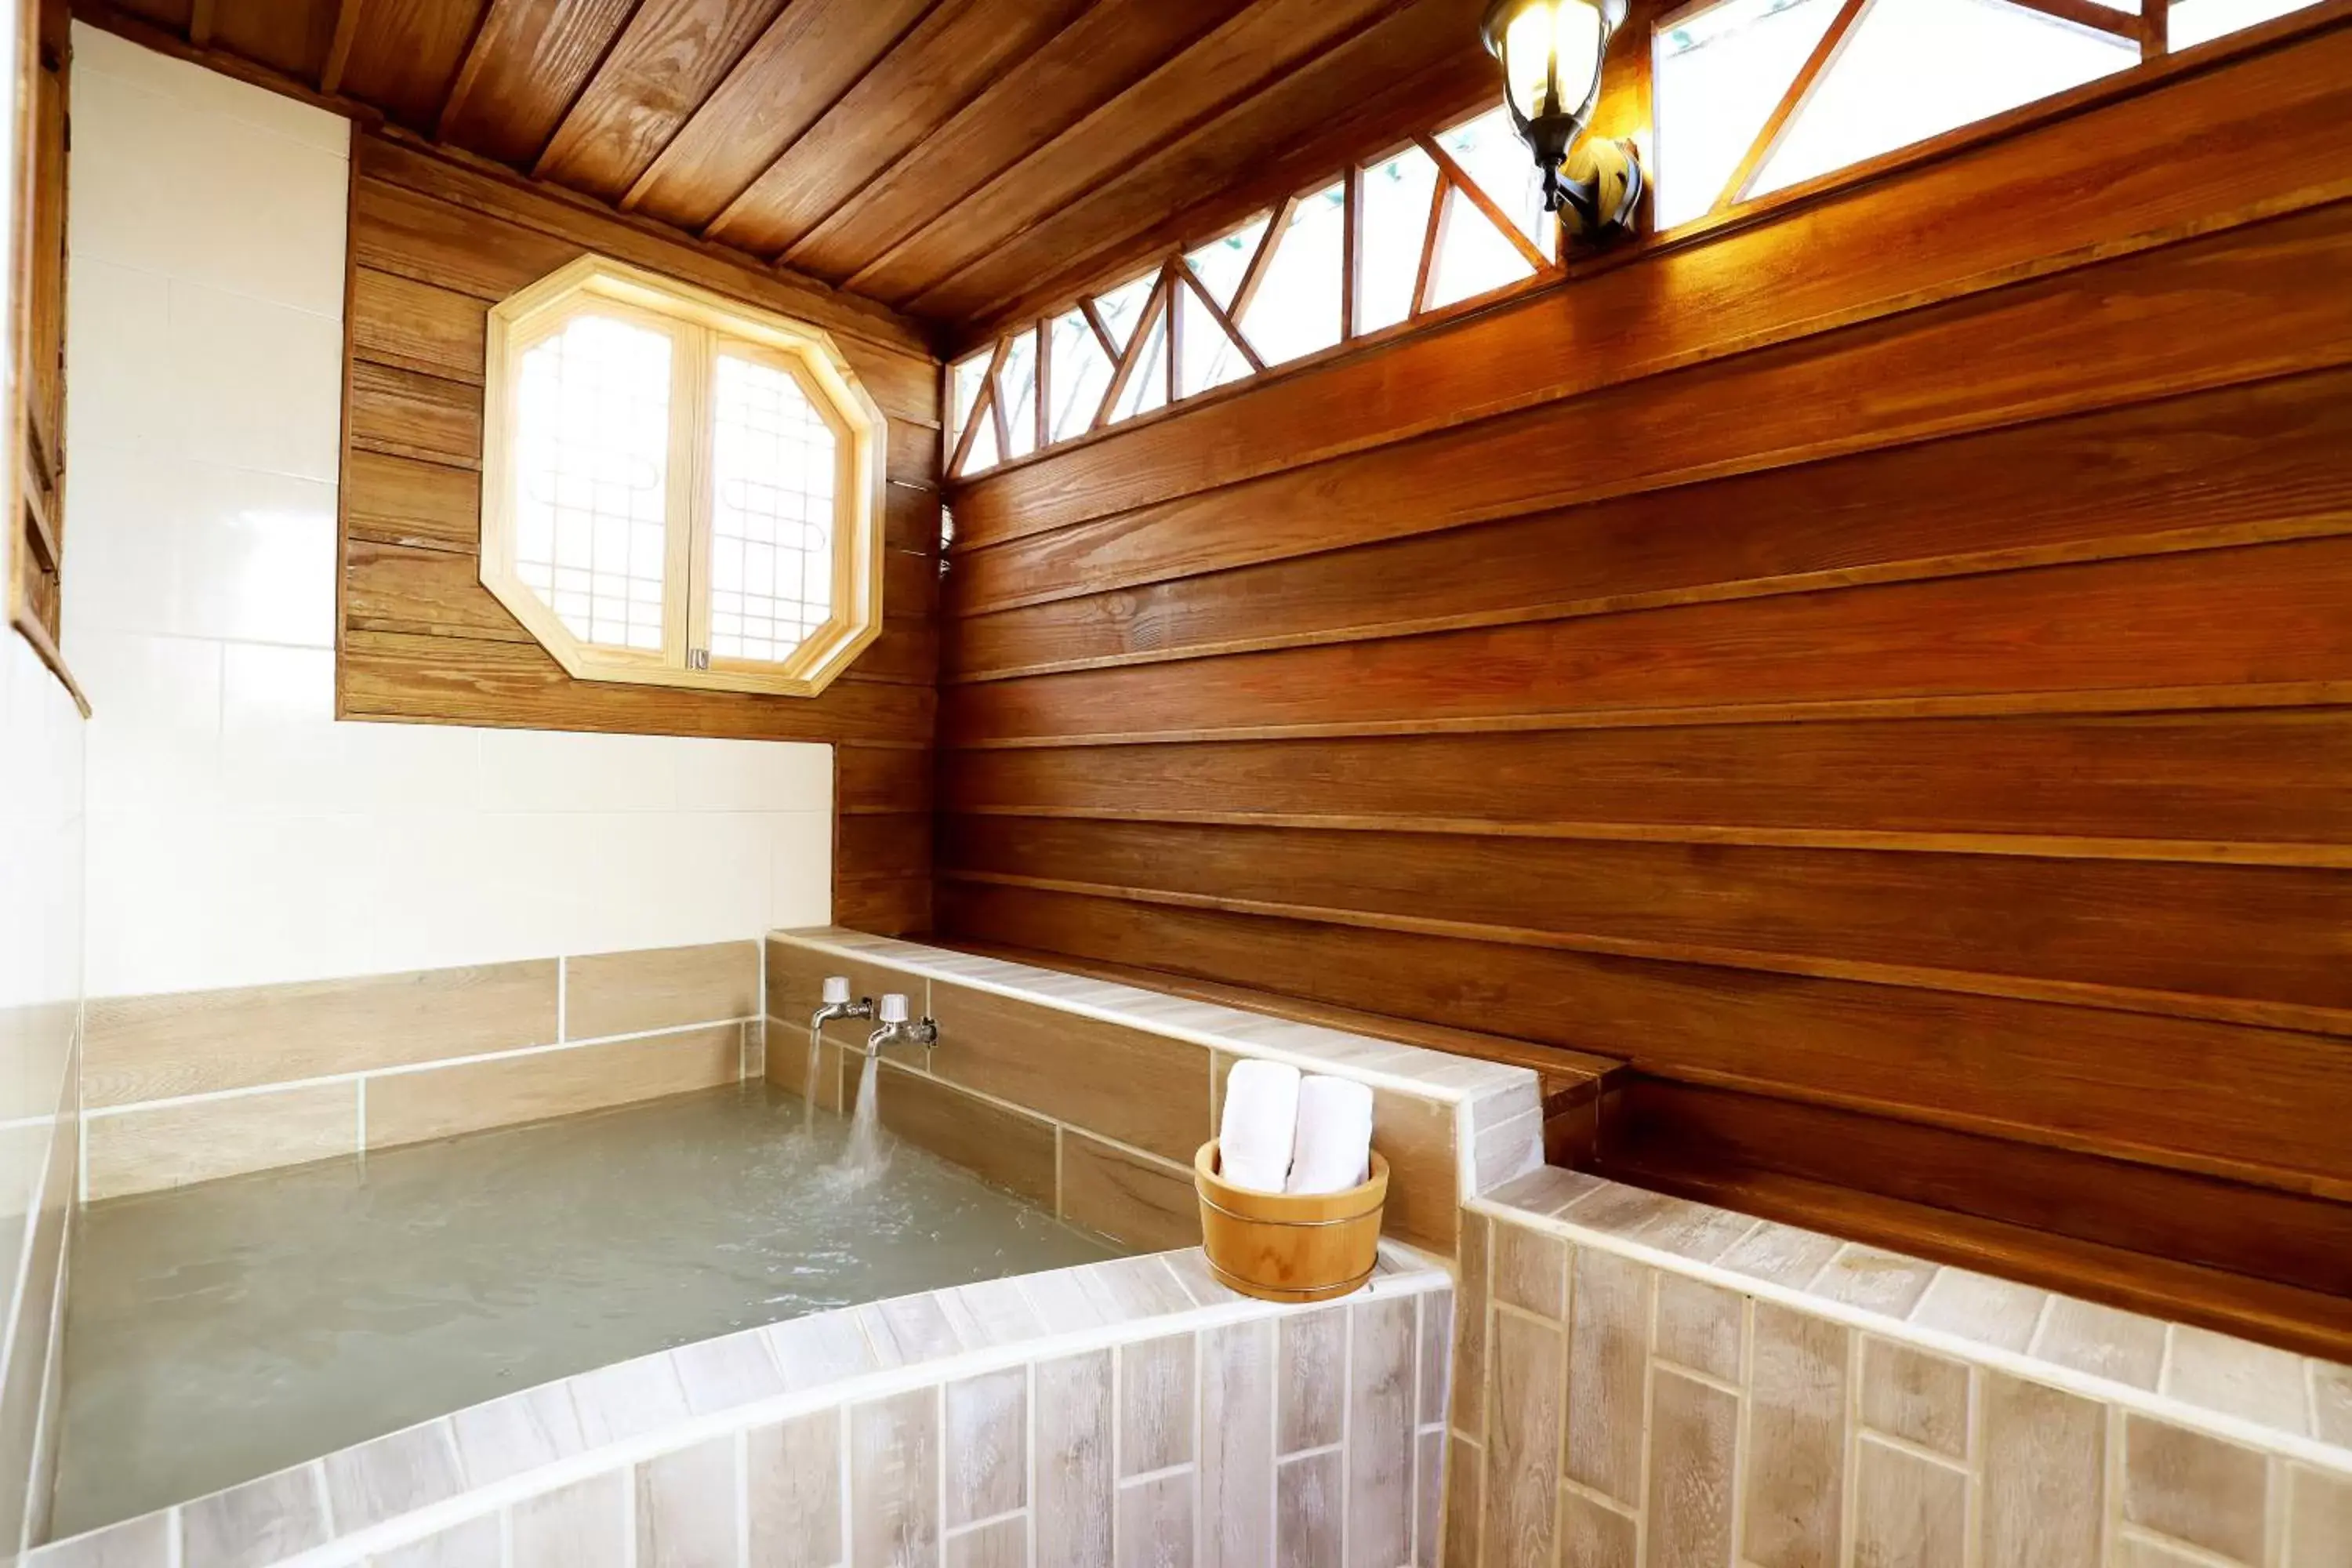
[61,25,835,1000]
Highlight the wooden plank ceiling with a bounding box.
[90,0,1494,333]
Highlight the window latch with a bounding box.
[688,648,710,671]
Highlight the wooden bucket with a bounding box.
[1194,1140,1389,1303]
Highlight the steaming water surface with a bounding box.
[52,1080,1123,1535]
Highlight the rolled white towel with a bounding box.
[1218,1059,1301,1194]
[1286,1075,1375,1196]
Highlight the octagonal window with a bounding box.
[480,256,887,698]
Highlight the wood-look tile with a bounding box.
[1036,1351,1115,1568]
[851,1387,942,1568]
[2313,1361,2352,1447]
[1119,1469,1196,1568]
[1567,1185,1754,1263]
[1655,1272,1743,1383]
[1743,1301,1849,1568]
[452,1385,587,1486]
[365,1024,741,1149]
[1021,1264,1116,1336]
[2116,1534,2219,1568]
[768,1305,884,1391]
[1559,1490,1637,1568]
[1860,1337,1969,1460]
[1415,1428,1443,1568]
[87,1081,359,1199]
[27,1512,172,1568]
[673,1327,786,1416]
[1277,1450,1344,1568]
[2165,1323,2311,1434]
[1648,1364,1738,1568]
[1348,1295,1417,1568]
[1491,1220,1566,1318]
[1907,1267,2049,1352]
[932,980,1210,1161]
[1715,1220,1846,1290]
[1060,1131,1200,1252]
[1279,1307,1347,1454]
[2286,1465,2352,1568]
[767,940,930,1054]
[322,1421,462,1532]
[2122,1414,2270,1565]
[1483,1308,1564,1568]
[637,1436,739,1568]
[1453,1216,1489,1439]
[1419,1289,1454,1426]
[1080,1255,1196,1319]
[877,1062,1058,1210]
[182,1464,332,1568]
[1486,1165,1606,1215]
[938,1276,1049,1349]
[767,1029,850,1113]
[510,1472,627,1568]
[1443,1436,1483,1568]
[946,1516,1027,1568]
[1201,1317,1276,1568]
[1808,1244,1940,1318]
[862,1292,966,1367]
[945,1368,1027,1527]
[373,1515,503,1567]
[2033,1295,2166,1390]
[1367,1086,1460,1254]
[85,960,558,1106]
[1854,1436,1968,1568]
[567,941,758,1040]
[1980,1371,2104,1568]
[570,1351,691,1446]
[1564,1247,1651,1508]
[1121,1333,1196,1476]
[748,1407,842,1568]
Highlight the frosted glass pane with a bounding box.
[2169,0,2319,46]
[1177,282,1252,400]
[998,329,1039,461]
[1357,144,1440,334]
[1108,306,1169,424]
[708,352,837,663]
[1185,216,1270,310]
[1045,309,1113,442]
[1240,180,1346,366]
[1426,187,1536,311]
[1652,0,1843,226]
[1092,273,1157,355]
[514,312,672,652]
[1436,104,1555,259]
[1753,0,2135,198]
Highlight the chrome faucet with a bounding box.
[810,975,874,1030]
[865,993,938,1058]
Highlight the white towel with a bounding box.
[1286,1075,1375,1196]
[1218,1060,1301,1194]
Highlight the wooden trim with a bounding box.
[1416,132,1556,274]
[1341,164,1360,339]
[8,602,86,716]
[1176,258,1265,374]
[987,343,1014,460]
[1079,298,1119,361]
[184,0,213,47]
[1996,0,2146,38]
[1033,319,1051,456]
[1410,169,1446,316]
[1092,269,1171,432]
[947,338,1009,477]
[319,0,362,94]
[434,0,511,140]
[1229,191,1296,325]
[1711,0,1876,213]
[2144,0,2170,54]
[1161,255,1181,405]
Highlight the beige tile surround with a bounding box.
[31,1247,1457,1568]
[765,927,1547,1258]
[1450,1167,2352,1568]
[82,941,764,1200]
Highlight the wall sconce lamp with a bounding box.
[1483,0,1644,237]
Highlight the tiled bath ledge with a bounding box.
[32,1245,1457,1568]
[1451,1167,2352,1568]
[767,926,1547,1257]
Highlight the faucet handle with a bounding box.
[879,992,910,1025]
[821,975,851,1005]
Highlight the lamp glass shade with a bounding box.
[1501,0,1607,121]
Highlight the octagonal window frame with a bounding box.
[478,255,889,699]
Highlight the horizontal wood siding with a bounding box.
[935,21,2352,1349]
[337,135,944,931]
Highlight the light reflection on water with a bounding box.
[53,1080,1123,1536]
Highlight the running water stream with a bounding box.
[839,1051,889,1182]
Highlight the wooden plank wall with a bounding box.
[935,19,2352,1354]
[336,136,943,934]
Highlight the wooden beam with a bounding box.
[187,0,214,47]
[1996,0,2146,37]
[1080,298,1119,361]
[1229,191,1296,325]
[1033,320,1051,454]
[1341,163,1361,339]
[1177,258,1266,374]
[321,0,364,94]
[949,336,1012,477]
[433,0,513,140]
[1093,270,1170,431]
[1711,0,1875,213]
[1411,170,1448,316]
[2143,0,2170,54]
[1417,132,1557,274]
